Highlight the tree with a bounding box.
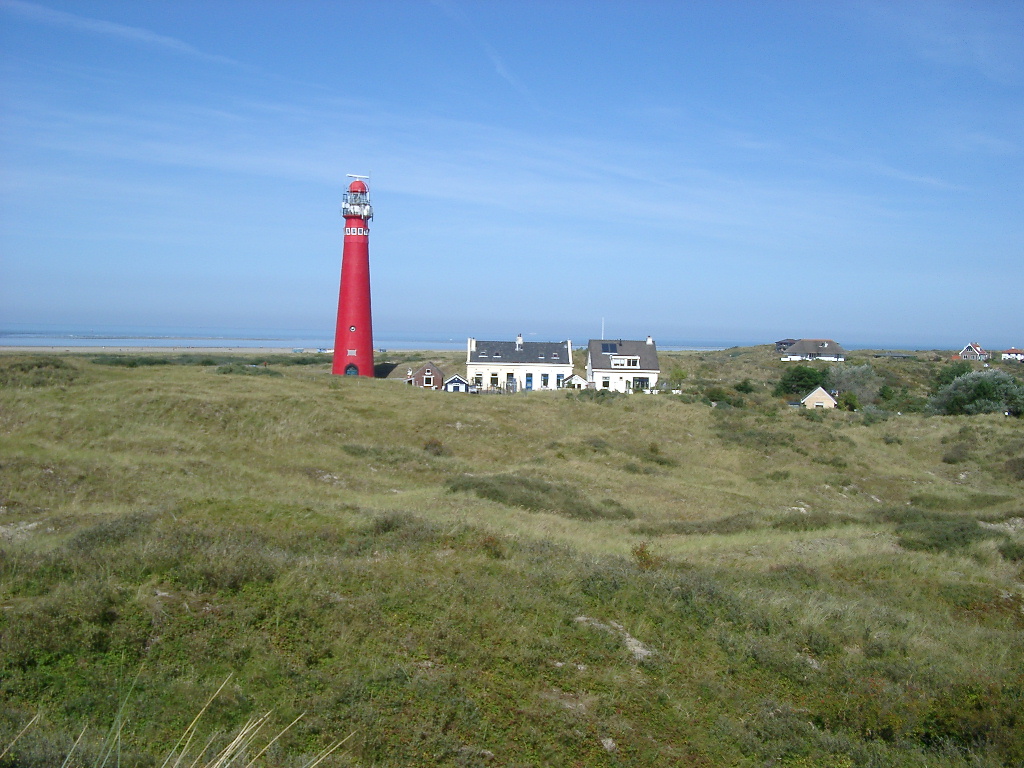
[929,370,1024,416]
[932,360,972,393]
[826,364,881,406]
[773,365,827,396]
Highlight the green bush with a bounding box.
[930,370,1024,416]
[932,360,973,393]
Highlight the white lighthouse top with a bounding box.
[342,178,372,220]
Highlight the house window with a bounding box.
[601,343,617,353]
[525,373,533,390]
[602,377,610,389]
[633,377,649,390]
[541,374,549,388]
[556,373,564,387]
[424,376,433,386]
[490,374,499,388]
[473,375,482,386]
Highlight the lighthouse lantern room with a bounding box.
[332,176,375,376]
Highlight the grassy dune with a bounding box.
[1,350,1022,766]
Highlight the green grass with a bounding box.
[1,349,1023,767]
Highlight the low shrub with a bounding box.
[214,363,283,377]
[422,438,450,457]
[997,540,1024,562]
[0,356,79,388]
[1004,457,1024,481]
[565,388,625,403]
[877,508,1000,553]
[942,443,972,464]
[90,355,172,367]
[445,473,634,520]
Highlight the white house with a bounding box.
[586,337,661,393]
[466,335,573,392]
[1001,348,1024,362]
[801,386,838,409]
[781,339,846,362]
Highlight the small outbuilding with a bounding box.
[442,374,473,393]
[801,386,837,409]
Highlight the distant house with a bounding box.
[586,337,661,392]
[466,335,573,392]
[775,339,798,353]
[442,374,473,393]
[780,339,846,362]
[957,343,989,361]
[406,362,445,390]
[1002,348,1024,362]
[801,386,837,409]
[563,373,589,390]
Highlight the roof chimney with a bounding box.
[516,333,523,351]
[646,335,653,345]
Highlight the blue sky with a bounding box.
[1,0,1021,349]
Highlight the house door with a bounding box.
[525,373,533,390]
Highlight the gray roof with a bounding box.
[783,339,846,357]
[468,340,570,364]
[587,339,660,371]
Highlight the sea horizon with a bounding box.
[0,323,968,353]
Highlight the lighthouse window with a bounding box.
[347,349,357,356]
[349,325,356,332]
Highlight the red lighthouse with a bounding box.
[332,176,375,376]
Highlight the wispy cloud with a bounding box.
[429,0,540,110]
[0,0,240,66]
[860,0,1023,85]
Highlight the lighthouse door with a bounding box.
[344,364,359,376]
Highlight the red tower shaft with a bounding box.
[332,178,374,376]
